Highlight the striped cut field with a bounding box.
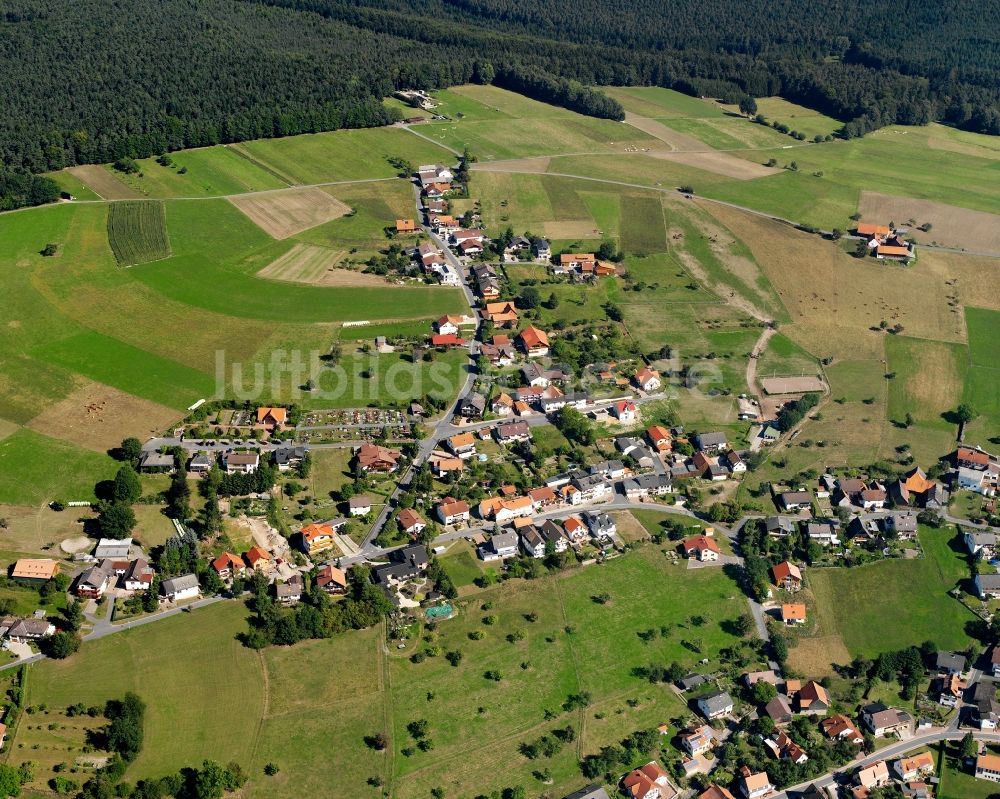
[106,201,171,266]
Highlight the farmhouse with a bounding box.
[75,560,115,598]
[798,680,830,713]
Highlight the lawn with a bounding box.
[18,602,264,792]
[602,87,726,119]
[757,332,820,378]
[234,127,452,185]
[937,742,999,799]
[438,541,488,588]
[798,527,975,665]
[0,429,119,505]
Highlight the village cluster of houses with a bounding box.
[855,221,916,262]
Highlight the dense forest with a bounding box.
[0,0,998,181]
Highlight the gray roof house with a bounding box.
[161,573,200,602]
[764,516,796,537]
[936,651,967,675]
[95,538,133,560]
[460,392,486,418]
[563,787,611,799]
[584,511,616,538]
[139,450,174,473]
[695,432,727,451]
[697,689,735,720]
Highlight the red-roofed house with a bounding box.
[518,325,550,357]
[316,564,348,594]
[212,552,246,580]
[683,535,720,562]
[622,761,677,799]
[771,561,802,592]
[635,367,661,392]
[301,523,335,556]
[398,509,426,537]
[613,400,637,423]
[646,425,672,452]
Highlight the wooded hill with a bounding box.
[0,0,997,175]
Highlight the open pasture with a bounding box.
[740,97,844,140]
[963,307,1000,444]
[602,86,727,119]
[884,336,967,430]
[858,191,1000,255]
[0,428,118,505]
[25,379,180,452]
[234,127,451,185]
[228,186,352,239]
[106,200,171,265]
[659,116,792,151]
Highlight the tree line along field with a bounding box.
[106,200,171,266]
[4,536,754,799]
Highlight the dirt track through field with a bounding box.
[858,191,1000,255]
[229,186,352,239]
[67,165,142,200]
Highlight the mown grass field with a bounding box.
[235,127,451,184]
[739,97,844,140]
[602,86,726,119]
[885,335,967,430]
[963,306,1000,444]
[937,742,1000,799]
[106,201,171,266]
[797,528,974,667]
[0,428,118,505]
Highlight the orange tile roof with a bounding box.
[11,559,59,580]
[519,325,550,349]
[395,219,418,232]
[877,244,912,257]
[301,523,334,542]
[782,603,807,621]
[857,222,891,237]
[771,560,802,582]
[683,535,720,554]
[256,406,287,424]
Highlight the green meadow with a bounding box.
[963,307,1000,442]
[0,428,118,504]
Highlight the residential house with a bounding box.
[563,517,589,543]
[528,486,558,510]
[862,703,912,737]
[211,552,246,581]
[622,473,672,499]
[683,535,721,562]
[744,670,781,687]
[533,239,551,260]
[448,432,477,459]
[273,446,307,472]
[778,490,813,512]
[300,522,336,556]
[588,460,627,480]
[736,766,773,799]
[936,650,966,675]
[781,603,806,625]
[991,646,1000,678]
[726,451,746,473]
[256,407,288,429]
[395,218,418,234]
[765,731,808,764]
[764,517,796,538]
[570,473,612,503]
[798,681,830,714]
[139,450,174,473]
[430,454,465,478]
[806,520,839,547]
[884,513,917,539]
[856,760,891,793]
[613,400,637,423]
[431,333,466,348]
[486,531,519,560]
[484,301,519,327]
[123,558,154,591]
[494,420,532,445]
[539,520,569,553]
[5,618,55,643]
[276,576,303,606]
[398,509,426,538]
[349,496,373,517]
[771,561,802,592]
[223,451,259,475]
[161,574,200,603]
[76,560,115,598]
[764,695,793,724]
[697,690,734,720]
[316,565,348,594]
[976,753,1000,782]
[893,752,934,782]
[492,393,515,416]
[188,453,213,473]
[859,488,887,509]
[965,531,997,558]
[243,546,271,573]
[521,526,546,558]
[584,511,617,540]
[680,725,715,756]
[459,392,486,418]
[698,786,736,799]
[635,367,661,392]
[646,426,672,452]
[11,559,60,583]
[518,325,550,357]
[621,761,677,799]
[820,714,864,745]
[695,432,727,452]
[437,498,470,526]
